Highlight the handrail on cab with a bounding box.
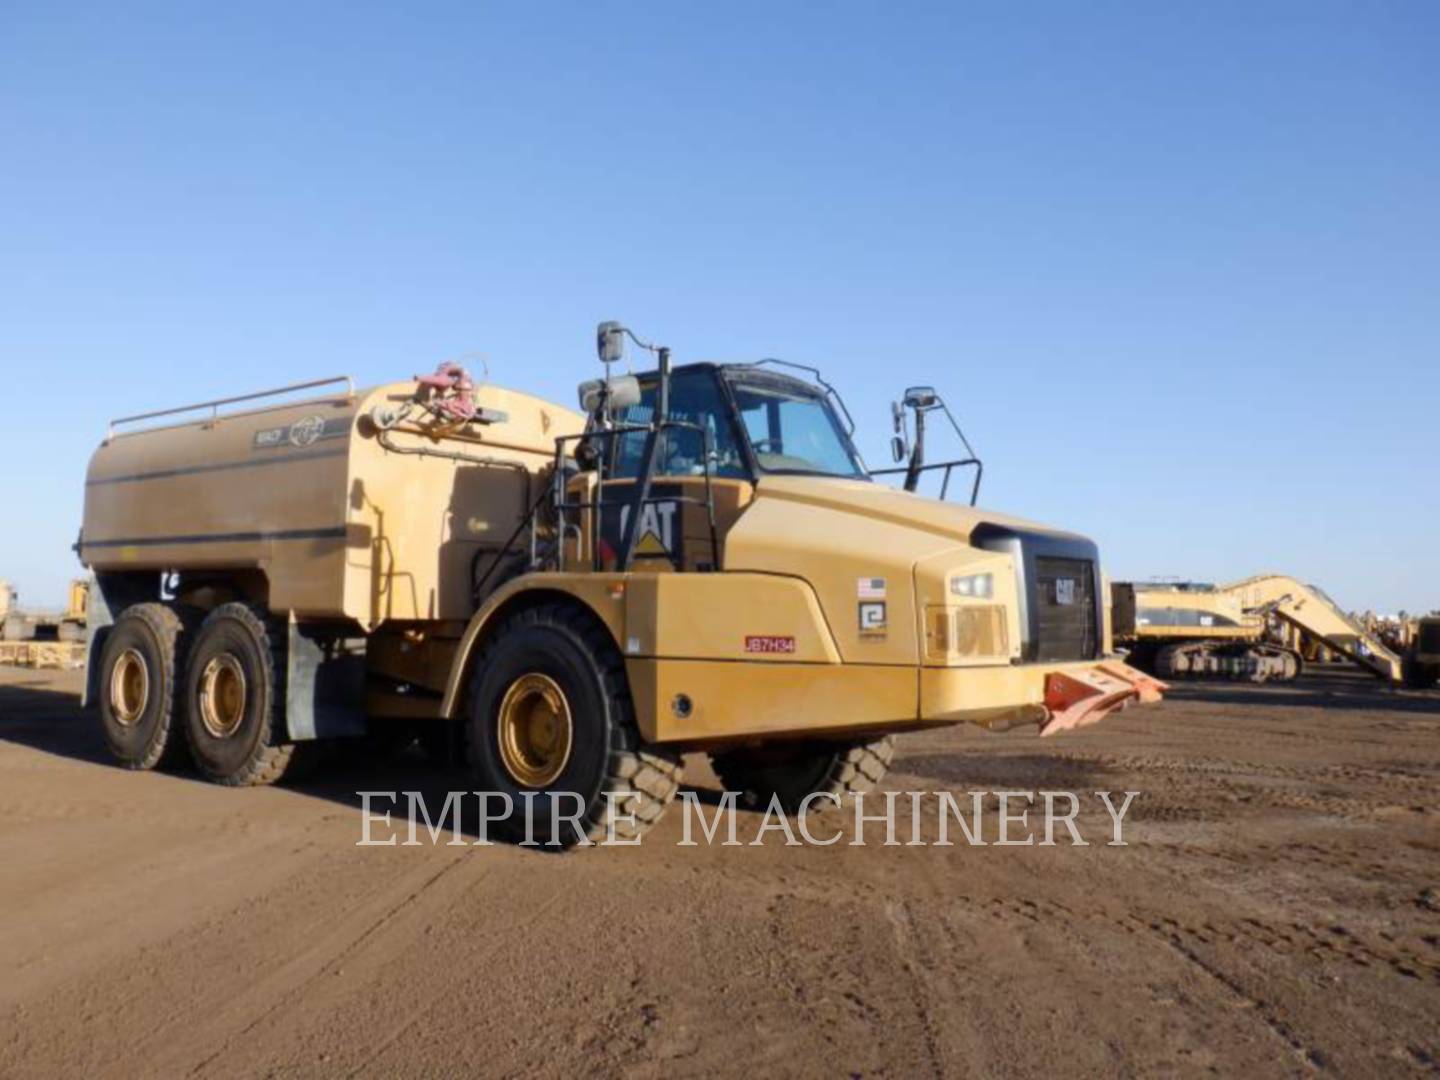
[107,375,357,440]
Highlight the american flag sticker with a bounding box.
[857,577,887,599]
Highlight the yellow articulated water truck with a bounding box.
[78,322,1163,845]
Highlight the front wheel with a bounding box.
[464,604,681,847]
[710,736,895,813]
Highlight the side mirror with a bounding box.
[596,321,625,364]
[578,374,642,415]
[903,386,939,410]
[890,400,909,461]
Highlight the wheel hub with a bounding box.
[497,673,573,787]
[109,648,149,726]
[199,654,247,738]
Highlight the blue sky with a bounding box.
[1,1,1436,614]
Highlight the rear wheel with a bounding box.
[464,603,681,847]
[97,602,188,770]
[710,736,895,813]
[182,603,301,786]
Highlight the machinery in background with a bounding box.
[1399,616,1440,689]
[0,578,89,643]
[1113,575,1404,684]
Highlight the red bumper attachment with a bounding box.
[1040,662,1167,737]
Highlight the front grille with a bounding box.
[1034,556,1098,662]
[971,522,1104,664]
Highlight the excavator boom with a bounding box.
[1220,575,1404,682]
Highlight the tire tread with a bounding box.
[464,602,682,844]
[712,735,895,814]
[189,602,299,787]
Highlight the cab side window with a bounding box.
[611,371,749,479]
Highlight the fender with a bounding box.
[440,574,630,718]
[439,571,845,719]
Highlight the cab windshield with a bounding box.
[723,370,867,478]
[607,367,867,481]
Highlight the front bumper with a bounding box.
[627,655,1165,746]
[920,659,1165,736]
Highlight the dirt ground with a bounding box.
[0,665,1436,1079]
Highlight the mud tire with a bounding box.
[464,603,681,847]
[182,603,302,786]
[710,735,895,813]
[97,602,189,770]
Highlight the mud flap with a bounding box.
[285,618,367,740]
[81,583,115,709]
[1040,662,1166,737]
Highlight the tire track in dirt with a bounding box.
[342,887,566,1078]
[1124,912,1326,1073]
[6,666,1440,1077]
[883,899,945,1079]
[186,850,473,1076]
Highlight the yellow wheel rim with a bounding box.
[109,648,150,726]
[496,673,573,788]
[198,654,247,739]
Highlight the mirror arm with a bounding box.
[903,408,927,492]
[656,346,671,426]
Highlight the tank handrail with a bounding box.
[107,375,356,439]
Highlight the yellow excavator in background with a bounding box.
[1399,616,1440,689]
[1113,574,1404,684]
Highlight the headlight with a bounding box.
[950,572,994,599]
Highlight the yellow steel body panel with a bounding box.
[622,573,840,663]
[440,563,1131,745]
[82,392,357,616]
[913,547,1022,666]
[1113,583,1259,642]
[723,477,1035,666]
[625,655,1128,744]
[81,382,584,627]
[628,658,916,743]
[437,471,1133,742]
[341,385,581,625]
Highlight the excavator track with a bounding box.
[1154,640,1302,684]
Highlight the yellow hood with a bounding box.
[752,475,1083,544]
